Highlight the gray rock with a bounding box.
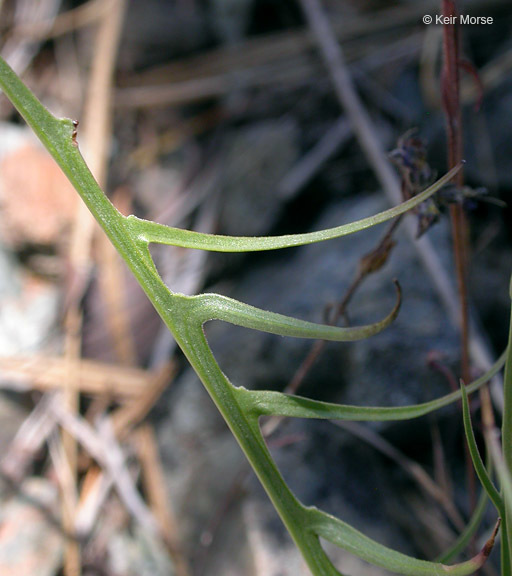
[156,370,246,556]
[0,478,63,576]
[216,120,299,238]
[107,524,176,576]
[0,273,59,356]
[206,193,458,409]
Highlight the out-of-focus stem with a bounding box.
[441,0,470,384]
[441,0,475,531]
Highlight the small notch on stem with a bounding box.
[71,119,79,147]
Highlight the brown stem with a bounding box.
[441,0,470,385]
[441,0,476,541]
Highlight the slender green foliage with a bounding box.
[460,273,512,574]
[460,384,503,515]
[502,276,512,562]
[0,55,504,575]
[437,488,489,564]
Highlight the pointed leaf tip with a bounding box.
[466,518,500,571]
[482,518,501,560]
[441,519,499,574]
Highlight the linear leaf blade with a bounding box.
[237,352,506,421]
[125,165,462,253]
[308,507,495,576]
[189,283,400,341]
[460,383,503,513]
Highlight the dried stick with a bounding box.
[62,315,82,576]
[80,0,131,367]
[278,118,351,201]
[70,362,174,543]
[134,425,191,576]
[49,429,79,521]
[96,416,159,533]
[0,355,157,397]
[1,393,59,482]
[111,361,176,438]
[11,0,108,41]
[52,405,160,534]
[0,0,60,78]
[74,466,113,537]
[60,2,127,573]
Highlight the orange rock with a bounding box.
[0,142,77,248]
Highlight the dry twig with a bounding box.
[0,355,156,398]
[134,425,191,576]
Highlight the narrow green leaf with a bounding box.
[308,507,495,576]
[236,351,506,421]
[188,282,400,341]
[125,165,462,253]
[487,427,512,530]
[501,520,512,576]
[437,486,489,563]
[460,383,504,514]
[502,272,512,566]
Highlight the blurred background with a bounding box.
[0,1,511,575]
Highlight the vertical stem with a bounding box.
[441,0,476,537]
[441,0,470,384]
[142,298,342,576]
[502,275,512,570]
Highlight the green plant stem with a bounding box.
[0,55,356,576]
[460,384,503,515]
[178,325,341,575]
[0,54,497,576]
[502,275,512,567]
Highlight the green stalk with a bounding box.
[173,322,341,575]
[0,54,498,575]
[501,274,512,567]
[0,55,342,576]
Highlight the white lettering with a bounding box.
[460,15,493,25]
[436,15,457,25]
